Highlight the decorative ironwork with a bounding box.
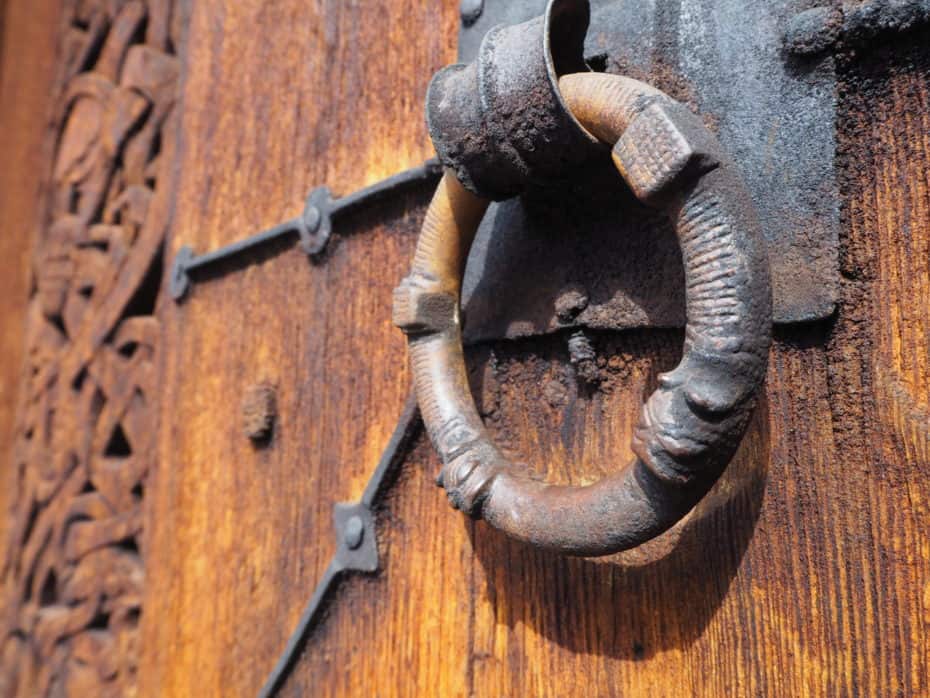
[257,395,421,698]
[169,160,442,301]
[396,2,771,556]
[456,0,838,334]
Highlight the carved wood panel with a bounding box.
[0,1,180,695]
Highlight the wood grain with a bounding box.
[0,0,62,572]
[0,0,181,694]
[283,24,930,698]
[2,0,926,696]
[139,1,458,695]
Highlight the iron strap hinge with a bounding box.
[169,159,442,301]
[783,0,930,56]
[256,395,421,698]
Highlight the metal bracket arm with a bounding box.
[169,160,441,301]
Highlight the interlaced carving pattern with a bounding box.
[0,0,179,694]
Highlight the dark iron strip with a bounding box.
[257,393,422,698]
[170,159,442,301]
[784,0,930,56]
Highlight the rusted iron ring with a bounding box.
[394,72,771,556]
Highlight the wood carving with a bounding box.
[0,1,179,695]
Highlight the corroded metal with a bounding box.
[395,68,772,556]
[427,0,600,200]
[457,0,838,331]
[784,0,930,56]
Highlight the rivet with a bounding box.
[555,284,589,323]
[460,0,483,26]
[344,515,365,550]
[302,205,321,233]
[568,331,601,384]
[568,331,596,364]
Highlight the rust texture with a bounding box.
[0,0,180,695]
[0,0,921,693]
[785,0,930,55]
[457,0,839,333]
[397,14,771,556]
[123,0,927,693]
[426,0,600,200]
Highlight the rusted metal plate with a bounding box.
[459,0,839,341]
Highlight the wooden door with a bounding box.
[0,1,928,696]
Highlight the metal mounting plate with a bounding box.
[459,0,838,342]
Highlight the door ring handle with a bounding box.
[394,72,772,556]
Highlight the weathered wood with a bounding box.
[139,1,458,695]
[144,5,930,696]
[0,0,181,695]
[285,23,930,698]
[0,0,62,570]
[2,1,928,696]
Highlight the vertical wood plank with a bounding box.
[1,0,183,694]
[140,1,458,695]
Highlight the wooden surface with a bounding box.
[0,0,181,694]
[0,0,62,568]
[139,0,458,695]
[0,0,928,696]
